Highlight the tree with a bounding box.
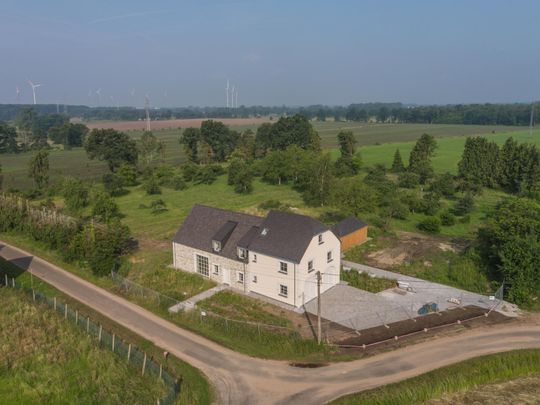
[408,133,437,183]
[92,191,121,223]
[297,152,333,206]
[0,122,19,153]
[200,120,238,162]
[331,178,379,216]
[257,114,320,152]
[334,131,360,176]
[260,150,293,185]
[102,173,127,196]
[138,131,164,169]
[398,172,420,188]
[477,198,540,305]
[15,107,37,147]
[0,163,3,190]
[48,122,88,148]
[391,149,405,173]
[179,127,201,163]
[458,137,499,187]
[430,172,456,198]
[62,177,89,212]
[420,192,441,216]
[84,129,138,172]
[452,193,475,216]
[228,158,253,194]
[254,122,274,157]
[117,164,138,186]
[143,176,161,195]
[28,149,49,189]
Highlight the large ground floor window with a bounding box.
[196,254,209,277]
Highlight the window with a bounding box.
[213,264,219,275]
[327,250,333,263]
[252,275,257,283]
[212,240,221,252]
[238,272,244,284]
[252,254,257,263]
[318,234,324,244]
[279,284,288,297]
[308,260,314,272]
[279,262,288,274]
[261,228,268,236]
[237,247,246,259]
[196,255,209,277]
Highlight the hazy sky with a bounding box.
[1,0,539,107]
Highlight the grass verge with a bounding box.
[330,349,540,405]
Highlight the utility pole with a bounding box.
[316,271,322,344]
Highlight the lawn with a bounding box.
[330,349,540,405]
[0,286,166,405]
[341,269,396,293]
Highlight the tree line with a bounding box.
[0,102,536,126]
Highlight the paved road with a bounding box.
[1,240,539,405]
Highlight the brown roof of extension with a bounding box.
[173,205,263,262]
[173,205,329,264]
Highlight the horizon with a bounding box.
[1,0,540,107]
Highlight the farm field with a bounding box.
[0,286,166,404]
[0,122,531,190]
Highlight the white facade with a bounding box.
[172,228,340,307]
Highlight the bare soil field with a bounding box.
[85,117,271,131]
[365,231,467,268]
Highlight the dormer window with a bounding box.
[318,234,324,244]
[212,240,221,252]
[261,228,269,236]
[237,247,246,259]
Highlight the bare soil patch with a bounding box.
[365,231,467,268]
[86,117,271,131]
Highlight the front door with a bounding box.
[222,268,231,285]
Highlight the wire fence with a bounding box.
[1,275,181,405]
[111,271,182,311]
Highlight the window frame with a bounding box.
[212,240,221,252]
[279,284,288,297]
[213,264,219,275]
[279,261,288,275]
[196,254,209,277]
[327,250,333,263]
[252,253,257,263]
[308,259,314,273]
[318,234,324,245]
[237,271,244,284]
[237,247,246,259]
[252,275,257,283]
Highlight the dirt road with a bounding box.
[1,241,539,405]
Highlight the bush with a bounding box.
[150,199,168,214]
[452,193,475,216]
[420,192,441,216]
[182,163,200,182]
[460,214,471,224]
[439,211,457,226]
[258,199,291,212]
[418,216,441,233]
[170,175,187,190]
[154,165,175,185]
[143,176,161,195]
[62,177,89,212]
[318,210,348,224]
[102,173,127,196]
[92,191,121,222]
[117,164,138,186]
[194,166,218,185]
[398,172,420,188]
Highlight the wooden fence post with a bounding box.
[12,277,15,288]
[54,297,57,310]
[64,303,68,318]
[99,324,102,343]
[112,334,115,351]
[4,274,7,286]
[86,316,90,333]
[159,363,163,379]
[127,344,132,362]
[32,289,35,301]
[142,353,147,376]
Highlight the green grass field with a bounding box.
[330,349,540,405]
[0,287,166,404]
[0,256,213,405]
[1,122,532,190]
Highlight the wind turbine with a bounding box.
[231,85,235,109]
[16,86,20,101]
[27,80,42,105]
[130,88,136,97]
[95,88,102,106]
[235,85,238,108]
[226,79,230,108]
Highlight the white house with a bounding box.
[172,204,341,308]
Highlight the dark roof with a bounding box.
[247,210,328,263]
[212,220,238,246]
[237,225,260,248]
[331,216,368,238]
[173,205,263,261]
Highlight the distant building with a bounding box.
[331,216,368,252]
[172,205,341,307]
